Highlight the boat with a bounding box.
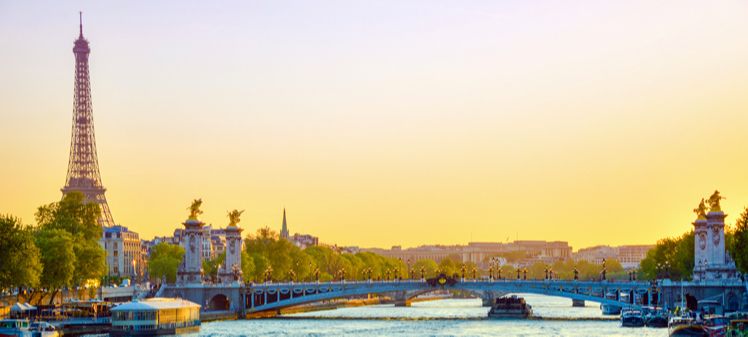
[0,319,31,337]
[487,296,532,319]
[600,291,622,315]
[669,316,709,337]
[28,322,59,337]
[645,310,670,328]
[621,309,645,327]
[726,318,747,337]
[110,298,200,336]
[704,315,729,337]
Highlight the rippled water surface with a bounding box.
[199,295,669,336]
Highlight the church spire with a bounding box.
[280,208,289,240]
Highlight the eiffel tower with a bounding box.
[61,13,116,227]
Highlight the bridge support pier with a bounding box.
[572,299,585,307]
[393,291,412,307]
[482,291,497,307]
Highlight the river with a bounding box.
[199,294,668,336]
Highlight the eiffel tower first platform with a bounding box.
[61,13,115,227]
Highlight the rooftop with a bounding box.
[111,298,200,312]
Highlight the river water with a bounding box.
[199,294,669,336]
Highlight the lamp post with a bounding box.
[406,258,411,280]
[131,258,136,285]
[601,258,607,281]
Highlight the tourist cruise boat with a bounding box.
[110,298,200,336]
[487,296,533,319]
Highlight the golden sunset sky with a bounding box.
[1,1,747,250]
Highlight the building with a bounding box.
[280,208,289,240]
[573,244,653,269]
[363,240,573,268]
[574,245,618,265]
[617,245,653,269]
[290,233,319,249]
[102,226,144,280]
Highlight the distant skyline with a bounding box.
[1,1,748,249]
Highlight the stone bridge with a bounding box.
[246,278,652,313]
[161,278,747,315]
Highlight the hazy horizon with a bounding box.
[2,0,747,249]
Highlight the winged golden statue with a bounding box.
[707,190,724,212]
[693,198,707,219]
[188,198,203,219]
[227,209,245,227]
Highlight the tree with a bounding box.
[36,192,100,241]
[438,255,460,277]
[730,207,748,273]
[202,252,226,283]
[241,250,256,282]
[35,192,106,286]
[148,243,185,283]
[35,229,76,304]
[0,215,42,290]
[73,240,107,286]
[639,230,694,280]
[412,259,438,278]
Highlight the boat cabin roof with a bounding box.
[111,298,200,312]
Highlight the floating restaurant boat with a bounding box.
[110,298,200,336]
[487,296,532,319]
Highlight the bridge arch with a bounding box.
[207,293,230,311]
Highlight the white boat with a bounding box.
[0,319,59,337]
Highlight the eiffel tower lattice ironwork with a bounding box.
[61,12,115,227]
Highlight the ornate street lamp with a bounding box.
[600,258,607,281]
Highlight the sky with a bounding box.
[1,0,747,250]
